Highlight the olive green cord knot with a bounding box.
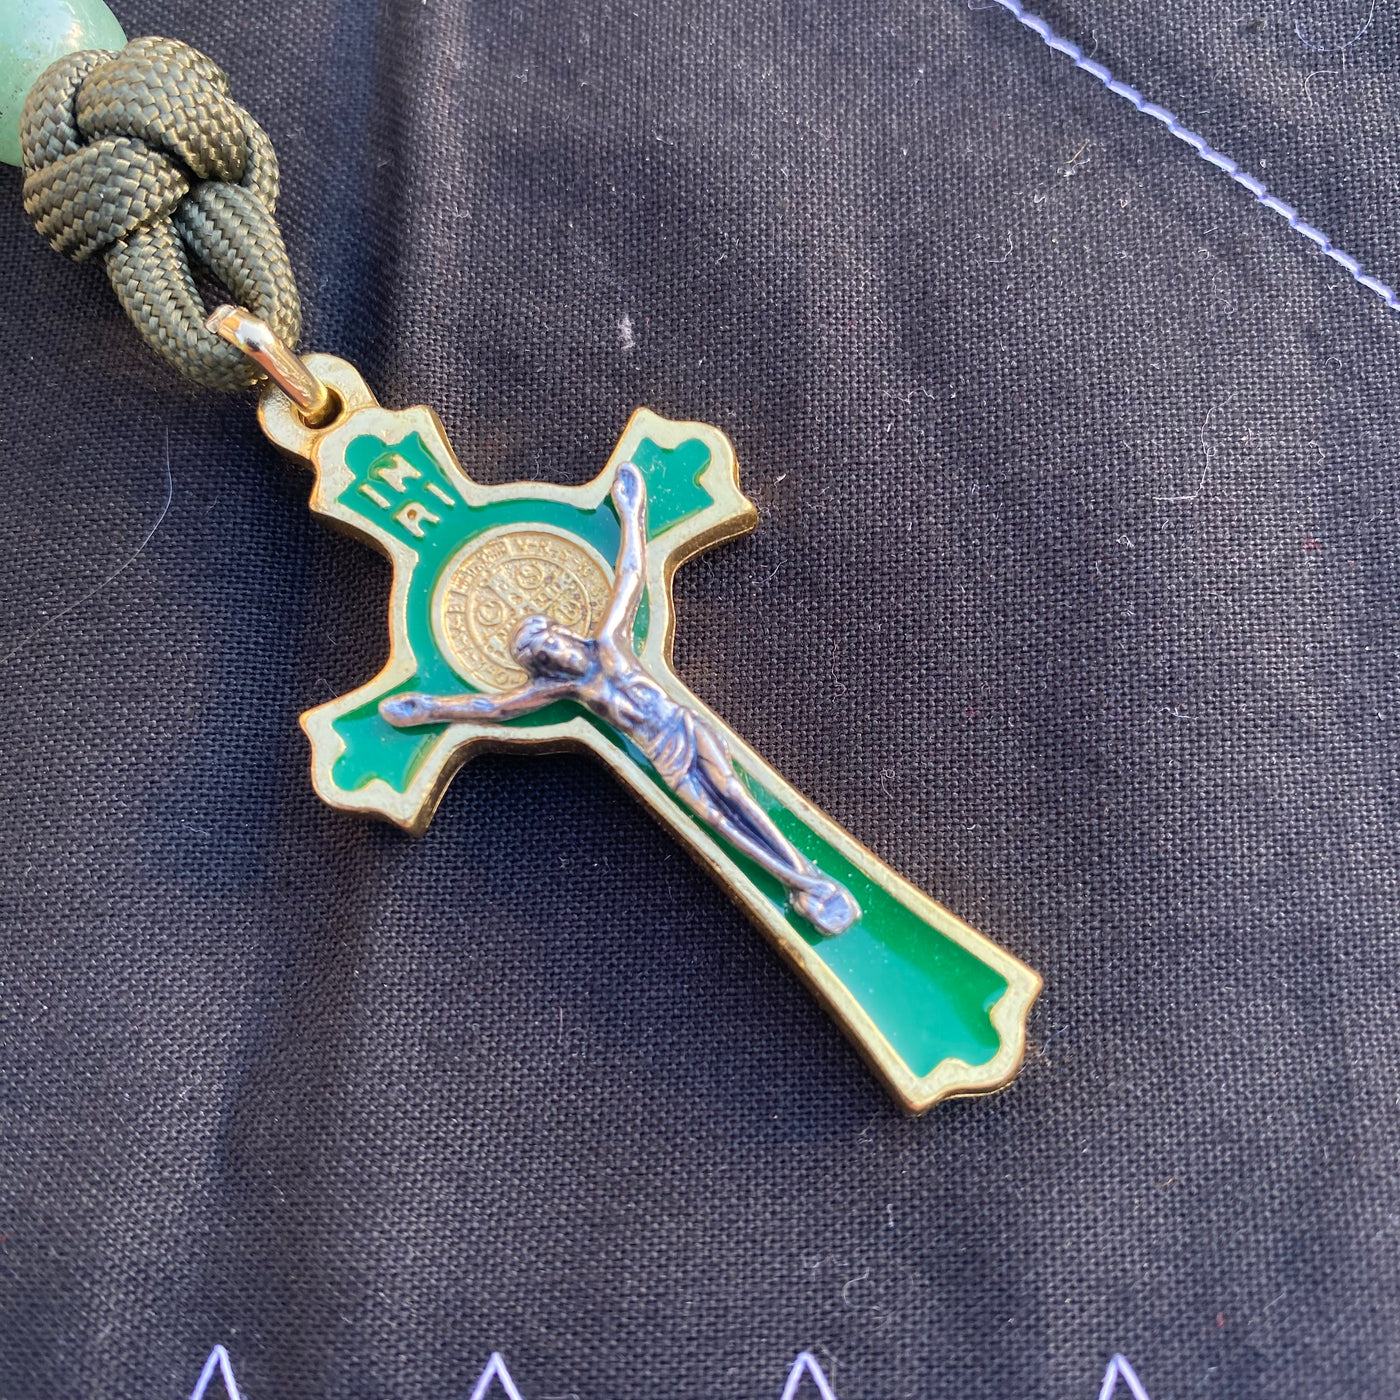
[19,36,301,391]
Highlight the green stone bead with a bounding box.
[0,0,125,166]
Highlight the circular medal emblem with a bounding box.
[434,528,613,691]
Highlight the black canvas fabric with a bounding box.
[2,1,1398,1397]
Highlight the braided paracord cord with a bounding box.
[19,36,300,392]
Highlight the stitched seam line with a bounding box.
[986,0,1400,312]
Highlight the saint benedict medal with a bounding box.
[9,25,1040,1113]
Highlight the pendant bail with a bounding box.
[206,304,335,425]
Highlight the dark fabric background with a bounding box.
[2,0,1398,1396]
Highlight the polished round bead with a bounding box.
[0,0,126,166]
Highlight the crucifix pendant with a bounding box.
[259,356,1041,1114]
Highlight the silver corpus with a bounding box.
[380,462,862,936]
[206,304,336,424]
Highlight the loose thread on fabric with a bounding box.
[186,1344,1153,1398]
[980,0,1400,312]
[1295,0,1376,52]
[0,429,173,668]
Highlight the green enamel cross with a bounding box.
[259,355,1040,1113]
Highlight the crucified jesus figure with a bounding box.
[381,462,861,936]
